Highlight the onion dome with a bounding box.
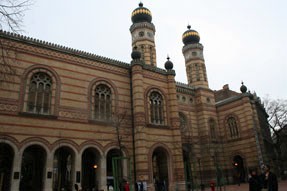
[131,2,152,23]
[240,82,247,93]
[131,46,141,60]
[164,56,173,70]
[182,25,200,45]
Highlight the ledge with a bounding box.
[19,112,58,119]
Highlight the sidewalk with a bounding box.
[221,180,287,191]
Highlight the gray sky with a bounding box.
[23,0,287,99]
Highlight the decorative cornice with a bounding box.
[0,30,176,78]
[0,30,130,69]
[131,60,175,76]
[176,82,195,95]
[215,94,249,107]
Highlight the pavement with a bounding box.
[209,181,287,191]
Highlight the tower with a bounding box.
[130,3,157,66]
[182,25,209,88]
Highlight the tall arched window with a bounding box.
[27,72,52,114]
[150,91,164,125]
[227,117,239,138]
[94,84,112,121]
[179,112,187,133]
[209,119,216,140]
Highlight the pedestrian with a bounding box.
[135,182,138,191]
[75,184,79,191]
[139,181,144,191]
[124,181,130,191]
[248,168,261,191]
[264,165,278,191]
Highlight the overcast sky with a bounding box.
[22,0,287,99]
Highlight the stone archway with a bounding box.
[53,146,75,191]
[81,147,101,191]
[152,147,169,191]
[0,143,14,191]
[233,155,245,184]
[182,144,193,191]
[19,145,47,191]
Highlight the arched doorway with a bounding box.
[82,148,101,191]
[182,144,193,191]
[53,146,75,191]
[152,147,169,191]
[232,155,245,184]
[0,143,14,191]
[106,149,123,191]
[19,145,47,191]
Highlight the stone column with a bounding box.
[74,154,82,189]
[10,150,21,191]
[44,152,53,191]
[166,71,186,191]
[99,155,107,191]
[131,61,148,182]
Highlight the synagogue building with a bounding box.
[0,3,274,191]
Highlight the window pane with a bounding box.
[27,72,52,114]
[94,84,112,121]
[150,92,164,125]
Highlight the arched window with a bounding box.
[150,91,164,125]
[27,72,52,114]
[227,117,239,138]
[209,119,216,140]
[94,84,112,121]
[179,112,187,133]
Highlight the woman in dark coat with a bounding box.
[248,169,261,191]
[264,165,278,191]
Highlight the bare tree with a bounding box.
[112,108,128,154]
[263,97,287,178]
[0,0,32,83]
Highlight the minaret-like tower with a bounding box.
[182,25,209,88]
[130,3,157,66]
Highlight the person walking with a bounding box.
[248,169,261,191]
[264,165,278,191]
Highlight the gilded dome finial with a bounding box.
[132,2,152,23]
[182,25,200,45]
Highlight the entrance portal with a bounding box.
[233,155,245,184]
[20,145,46,191]
[152,147,169,191]
[82,148,100,191]
[53,147,75,191]
[0,143,14,191]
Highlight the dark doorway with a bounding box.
[82,148,100,191]
[20,145,46,191]
[0,143,14,191]
[152,147,169,191]
[183,145,193,191]
[53,147,74,191]
[233,155,245,184]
